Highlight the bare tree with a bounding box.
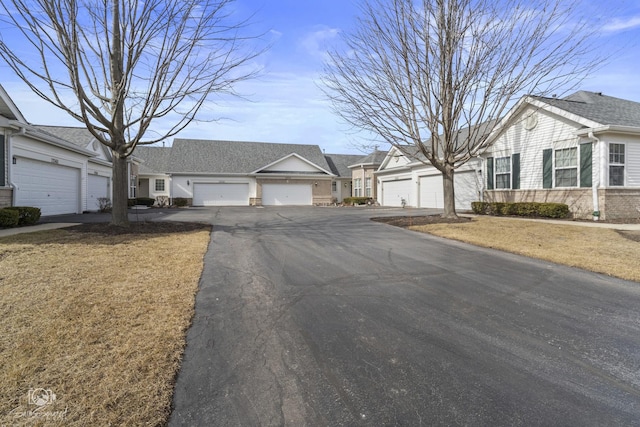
[0,0,263,225]
[323,0,604,217]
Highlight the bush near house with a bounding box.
[0,208,20,228]
[134,197,156,207]
[173,197,189,207]
[4,206,41,226]
[344,197,374,206]
[471,202,570,219]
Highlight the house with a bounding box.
[375,146,482,210]
[136,139,337,206]
[348,150,387,199]
[324,153,363,202]
[482,91,640,220]
[0,85,113,215]
[376,91,640,220]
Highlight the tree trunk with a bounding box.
[442,166,457,219]
[111,153,129,226]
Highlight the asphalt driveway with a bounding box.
[167,207,640,426]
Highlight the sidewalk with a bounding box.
[461,214,640,231]
[0,222,81,238]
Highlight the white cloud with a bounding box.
[298,26,340,60]
[602,16,640,32]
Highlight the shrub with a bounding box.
[156,196,170,207]
[471,201,570,219]
[4,206,41,226]
[343,197,373,206]
[128,198,136,207]
[173,197,189,207]
[0,208,19,228]
[97,197,112,212]
[134,197,156,207]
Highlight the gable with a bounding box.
[255,153,333,175]
[378,146,415,171]
[0,84,26,122]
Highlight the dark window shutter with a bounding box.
[543,149,552,189]
[512,153,520,190]
[0,135,4,187]
[486,157,494,190]
[580,143,592,187]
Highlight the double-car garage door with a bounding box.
[262,183,312,206]
[14,157,80,215]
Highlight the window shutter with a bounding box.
[0,135,4,187]
[543,149,552,189]
[512,153,520,190]
[580,143,592,187]
[486,157,494,190]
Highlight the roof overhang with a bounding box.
[8,120,95,157]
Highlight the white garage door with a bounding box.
[14,157,80,216]
[262,183,312,206]
[454,170,480,212]
[193,183,249,206]
[381,179,412,207]
[88,175,110,211]
[419,175,444,208]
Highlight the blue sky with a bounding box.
[1,0,640,155]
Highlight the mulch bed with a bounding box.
[371,215,472,227]
[66,221,211,235]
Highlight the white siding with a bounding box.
[487,107,582,190]
[262,156,322,173]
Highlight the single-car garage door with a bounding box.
[381,179,412,207]
[14,157,80,216]
[88,174,110,211]
[262,183,312,206]
[419,175,444,208]
[193,183,249,206]
[418,171,479,211]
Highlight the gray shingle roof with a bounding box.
[324,154,364,177]
[534,91,640,127]
[135,146,172,174]
[168,139,333,174]
[33,125,97,149]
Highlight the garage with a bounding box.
[13,157,81,216]
[381,179,412,207]
[454,170,480,211]
[262,183,312,206]
[87,174,110,211]
[418,171,479,211]
[419,175,444,208]
[193,183,249,206]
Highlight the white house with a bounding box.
[482,91,640,220]
[136,139,337,206]
[376,91,640,220]
[0,85,113,215]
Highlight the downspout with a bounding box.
[587,131,600,221]
[475,156,484,202]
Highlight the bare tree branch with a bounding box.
[322,0,605,217]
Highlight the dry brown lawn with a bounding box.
[406,216,640,282]
[0,222,210,426]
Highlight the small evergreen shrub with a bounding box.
[4,206,41,226]
[128,198,136,207]
[135,197,156,207]
[471,201,570,219]
[173,198,189,207]
[0,208,20,228]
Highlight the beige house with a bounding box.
[348,150,387,199]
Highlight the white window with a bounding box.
[609,143,625,186]
[495,157,511,189]
[155,179,165,192]
[331,181,337,192]
[365,177,372,197]
[354,178,362,197]
[555,148,577,187]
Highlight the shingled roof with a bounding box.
[324,154,364,177]
[534,91,640,127]
[162,139,333,174]
[136,146,172,174]
[33,125,97,149]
